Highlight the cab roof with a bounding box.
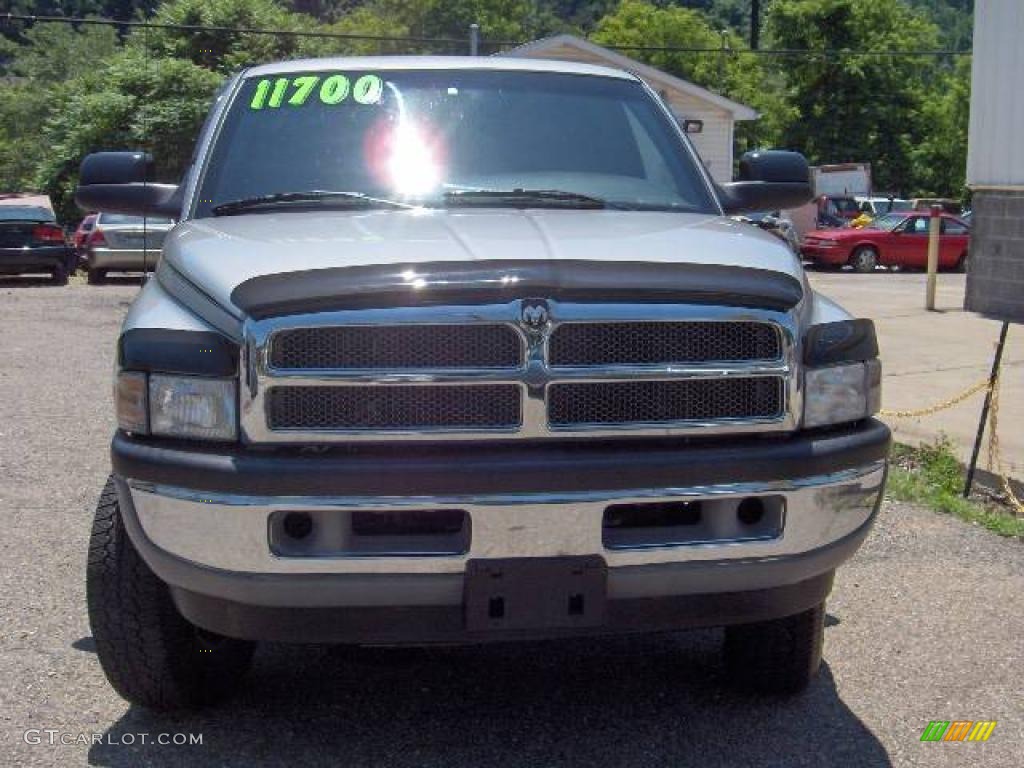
[244,55,638,82]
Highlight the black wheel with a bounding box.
[87,477,255,711]
[51,265,69,286]
[849,246,878,273]
[723,602,825,695]
[86,268,105,285]
[954,251,969,273]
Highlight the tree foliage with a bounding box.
[37,50,223,219]
[767,0,943,195]
[0,0,977,219]
[0,22,119,193]
[592,0,794,148]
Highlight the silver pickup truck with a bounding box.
[77,57,889,711]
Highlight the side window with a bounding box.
[908,217,930,234]
[942,219,968,235]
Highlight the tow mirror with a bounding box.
[718,150,813,215]
[75,151,181,217]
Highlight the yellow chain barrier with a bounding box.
[879,371,1023,515]
[986,372,1024,515]
[879,377,991,419]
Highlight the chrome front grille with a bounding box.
[242,301,797,443]
[548,378,785,427]
[549,321,781,366]
[270,325,522,370]
[267,385,521,431]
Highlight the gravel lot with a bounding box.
[1,279,1021,767]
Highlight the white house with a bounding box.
[500,34,758,184]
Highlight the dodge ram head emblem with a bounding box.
[520,299,551,331]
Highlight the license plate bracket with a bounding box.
[464,556,607,633]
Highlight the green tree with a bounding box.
[592,0,793,151]
[767,0,943,195]
[324,0,560,51]
[911,55,970,197]
[0,22,119,193]
[37,50,223,219]
[136,0,313,73]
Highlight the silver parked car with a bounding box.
[84,212,174,283]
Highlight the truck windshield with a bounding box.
[194,69,717,218]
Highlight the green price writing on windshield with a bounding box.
[249,73,384,110]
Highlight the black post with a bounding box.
[963,321,1010,498]
[751,0,761,50]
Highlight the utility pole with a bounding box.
[751,0,761,50]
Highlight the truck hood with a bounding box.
[160,209,804,319]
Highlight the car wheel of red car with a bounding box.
[954,251,969,273]
[850,246,878,273]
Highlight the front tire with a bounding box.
[86,477,255,711]
[86,268,105,285]
[849,246,878,273]
[723,602,825,694]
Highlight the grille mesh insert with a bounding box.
[270,325,522,370]
[549,322,781,366]
[548,378,784,426]
[268,385,521,431]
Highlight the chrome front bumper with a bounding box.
[124,461,885,606]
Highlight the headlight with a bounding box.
[114,371,238,441]
[803,320,881,428]
[803,360,881,428]
[149,375,238,441]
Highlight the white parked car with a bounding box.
[855,196,912,217]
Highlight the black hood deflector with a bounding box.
[231,260,803,319]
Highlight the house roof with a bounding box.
[501,34,758,121]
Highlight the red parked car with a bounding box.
[73,214,97,252]
[801,211,970,273]
[72,213,97,266]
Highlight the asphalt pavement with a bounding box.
[1,278,1021,767]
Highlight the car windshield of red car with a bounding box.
[864,212,907,231]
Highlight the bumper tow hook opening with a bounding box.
[282,511,313,540]
[737,497,766,526]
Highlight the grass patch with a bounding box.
[888,438,1024,539]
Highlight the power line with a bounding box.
[1,13,973,57]
[1,13,466,45]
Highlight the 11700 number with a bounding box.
[249,73,384,110]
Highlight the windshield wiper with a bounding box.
[211,191,413,216]
[443,188,608,209]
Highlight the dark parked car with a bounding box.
[0,205,75,284]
